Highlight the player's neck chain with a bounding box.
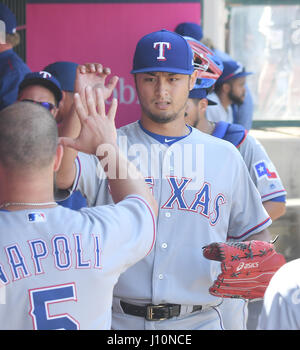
[209,121,215,135]
[0,201,58,209]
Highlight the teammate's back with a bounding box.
[0,201,155,330]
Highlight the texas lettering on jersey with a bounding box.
[0,234,102,286]
[148,175,226,226]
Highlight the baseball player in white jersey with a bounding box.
[57,29,272,330]
[257,258,300,330]
[0,88,157,329]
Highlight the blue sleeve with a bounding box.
[269,195,286,203]
[0,52,31,111]
[232,85,254,130]
[58,190,87,210]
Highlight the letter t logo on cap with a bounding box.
[39,71,52,79]
[153,42,171,61]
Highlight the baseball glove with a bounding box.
[202,239,286,299]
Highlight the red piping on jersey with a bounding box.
[261,189,286,199]
[236,129,248,149]
[227,216,271,240]
[127,195,156,257]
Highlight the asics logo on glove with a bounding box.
[202,239,286,299]
[236,261,259,271]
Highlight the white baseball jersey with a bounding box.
[0,196,156,330]
[65,121,271,329]
[205,92,234,124]
[258,259,300,330]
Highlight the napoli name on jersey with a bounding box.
[0,196,156,330]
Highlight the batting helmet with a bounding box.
[184,36,223,88]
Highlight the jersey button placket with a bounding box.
[151,146,173,304]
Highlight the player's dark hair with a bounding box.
[0,102,58,170]
[214,80,233,95]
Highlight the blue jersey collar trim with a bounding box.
[138,120,192,146]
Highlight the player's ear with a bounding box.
[223,83,231,94]
[189,70,198,91]
[53,144,64,172]
[198,98,208,115]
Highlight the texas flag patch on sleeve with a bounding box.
[27,212,46,223]
[254,160,278,180]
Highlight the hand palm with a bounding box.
[59,87,118,155]
[75,71,115,100]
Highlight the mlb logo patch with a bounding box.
[254,161,278,180]
[28,212,46,223]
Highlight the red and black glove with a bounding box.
[202,240,286,299]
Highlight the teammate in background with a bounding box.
[258,258,300,330]
[0,89,157,330]
[18,71,62,118]
[185,86,287,221]
[175,22,254,130]
[0,4,31,111]
[17,70,86,210]
[56,30,273,330]
[205,59,253,126]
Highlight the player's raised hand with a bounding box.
[59,86,118,155]
[74,63,119,101]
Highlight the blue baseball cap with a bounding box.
[189,86,217,105]
[0,4,17,34]
[216,59,252,86]
[131,29,194,75]
[175,22,203,41]
[18,71,63,104]
[43,61,78,92]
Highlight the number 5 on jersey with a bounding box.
[29,283,79,330]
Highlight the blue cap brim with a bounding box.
[131,67,195,75]
[216,71,253,86]
[189,89,217,105]
[234,72,253,79]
